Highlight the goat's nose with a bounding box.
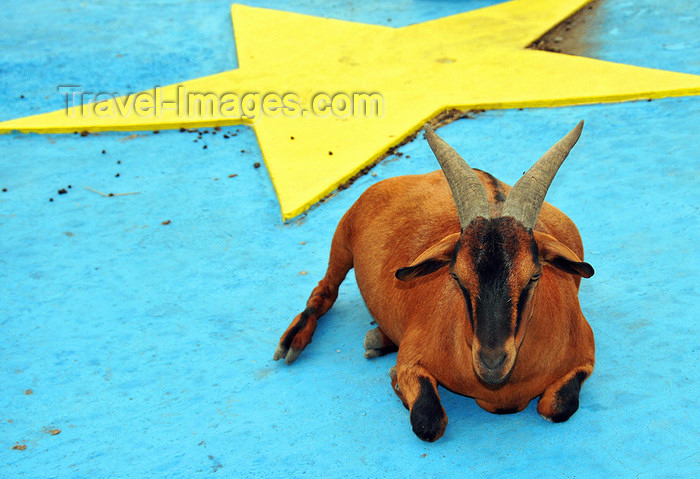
[479,349,507,371]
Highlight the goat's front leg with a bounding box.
[537,364,593,423]
[392,342,447,442]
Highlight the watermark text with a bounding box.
[58,85,384,122]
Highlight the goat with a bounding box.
[274,121,595,442]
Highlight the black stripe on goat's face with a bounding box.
[450,217,541,386]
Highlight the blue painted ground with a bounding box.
[1,1,698,477]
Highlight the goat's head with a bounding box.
[395,121,594,386]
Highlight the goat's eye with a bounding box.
[530,273,541,283]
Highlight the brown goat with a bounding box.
[274,121,595,442]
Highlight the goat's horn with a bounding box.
[501,120,584,229]
[424,125,490,228]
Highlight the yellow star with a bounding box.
[2,0,699,220]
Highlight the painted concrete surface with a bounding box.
[1,1,698,478]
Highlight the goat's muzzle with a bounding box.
[473,345,516,386]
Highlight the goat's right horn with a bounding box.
[424,125,490,229]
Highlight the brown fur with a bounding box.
[275,169,594,441]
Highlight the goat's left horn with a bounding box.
[501,120,584,229]
[424,125,490,229]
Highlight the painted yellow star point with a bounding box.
[2,0,699,220]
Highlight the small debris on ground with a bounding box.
[161,220,171,225]
[120,134,140,142]
[85,187,140,197]
[253,162,261,168]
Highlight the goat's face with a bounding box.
[395,216,541,385]
[451,216,540,385]
[395,215,593,386]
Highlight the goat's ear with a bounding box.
[395,233,460,281]
[533,231,594,278]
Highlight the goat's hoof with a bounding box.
[274,308,319,365]
[364,328,384,350]
[389,366,401,392]
[273,344,302,364]
[363,327,398,359]
[389,367,409,410]
[364,328,384,357]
